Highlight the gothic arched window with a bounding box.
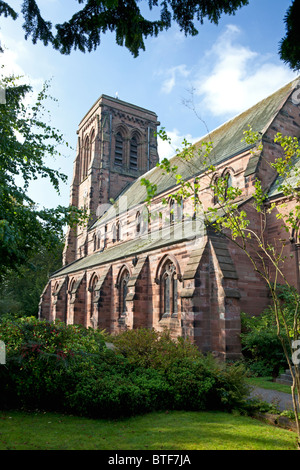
[169,199,175,225]
[212,175,219,205]
[115,132,123,166]
[89,275,98,319]
[130,136,138,170]
[116,221,121,242]
[140,206,149,234]
[161,260,178,318]
[178,197,184,222]
[68,278,75,305]
[119,269,130,317]
[224,171,233,200]
[112,224,116,243]
[82,136,89,179]
[213,170,233,204]
[89,129,95,167]
[136,211,141,234]
[104,225,107,248]
[97,231,101,250]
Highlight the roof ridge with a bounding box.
[91,78,300,228]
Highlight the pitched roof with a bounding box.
[268,154,300,198]
[52,219,206,278]
[91,78,300,228]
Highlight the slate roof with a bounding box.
[268,154,300,198]
[52,219,206,278]
[91,78,300,227]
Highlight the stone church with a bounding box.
[39,78,300,360]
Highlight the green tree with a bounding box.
[0,0,299,70]
[0,70,86,275]
[142,127,300,446]
[0,238,64,317]
[280,0,300,71]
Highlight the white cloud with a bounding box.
[193,25,298,118]
[160,65,190,94]
[0,33,45,106]
[157,128,200,161]
[1,44,25,78]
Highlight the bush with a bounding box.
[109,327,201,370]
[62,352,250,418]
[64,362,173,418]
[0,320,251,419]
[241,310,289,377]
[0,317,107,409]
[0,316,106,357]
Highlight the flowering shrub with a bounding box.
[0,316,106,358]
[0,317,107,409]
[0,319,250,418]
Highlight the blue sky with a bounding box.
[0,0,298,210]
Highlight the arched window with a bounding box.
[177,197,184,222]
[212,175,219,205]
[162,271,170,314]
[115,132,123,166]
[169,199,175,225]
[89,275,98,319]
[104,225,107,248]
[89,129,95,168]
[136,211,141,234]
[68,278,75,295]
[112,224,116,243]
[93,233,97,251]
[82,136,90,179]
[160,260,178,318]
[116,221,121,242]
[119,269,130,317]
[130,136,138,170]
[140,206,149,234]
[214,170,233,203]
[159,211,163,234]
[53,281,59,295]
[97,230,101,250]
[224,171,233,199]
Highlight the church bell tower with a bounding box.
[62,95,160,266]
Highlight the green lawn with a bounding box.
[0,409,298,450]
[246,376,293,394]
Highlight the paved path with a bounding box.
[250,387,296,412]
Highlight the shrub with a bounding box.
[0,317,107,409]
[0,319,250,419]
[110,327,200,370]
[64,363,172,418]
[164,355,250,412]
[240,284,300,377]
[0,316,107,357]
[240,311,288,377]
[62,352,250,418]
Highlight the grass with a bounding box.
[246,376,293,394]
[0,409,298,450]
